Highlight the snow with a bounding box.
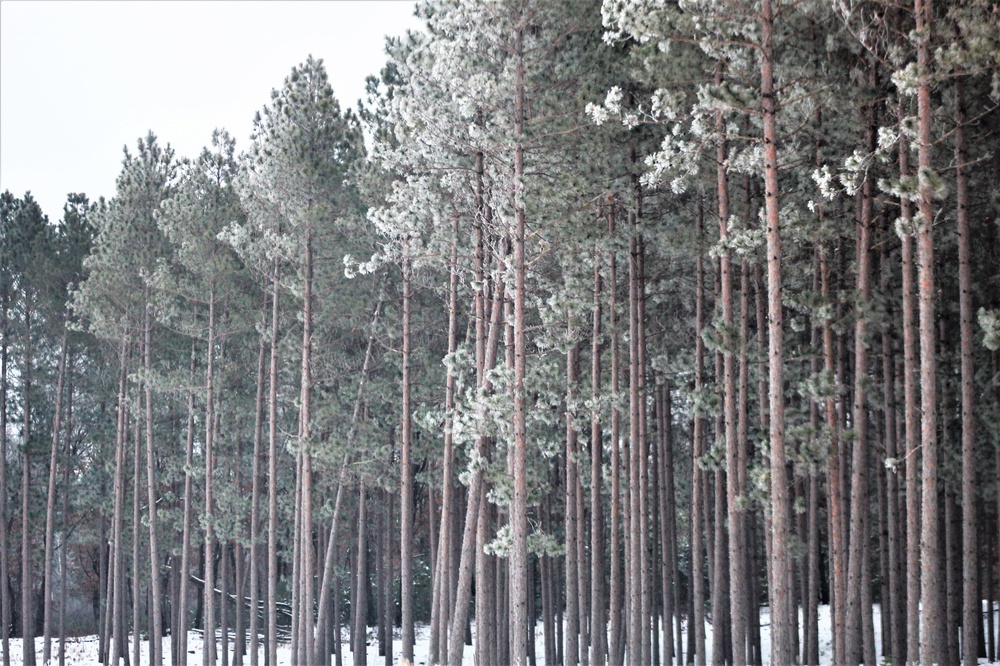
[5,602,999,665]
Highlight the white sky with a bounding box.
[0,1,422,221]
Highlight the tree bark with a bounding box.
[266,255,281,666]
[590,234,607,666]
[915,1,944,662]
[144,292,163,666]
[760,2,793,661]
[178,342,197,666]
[510,14,530,665]
[955,72,978,666]
[691,195,707,666]
[43,319,68,665]
[400,253,415,663]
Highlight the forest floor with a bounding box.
[6,603,1000,665]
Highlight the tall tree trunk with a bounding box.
[510,14,530,665]
[132,394,142,666]
[299,227,315,665]
[881,245,905,666]
[760,2,793,661]
[447,267,505,666]
[204,278,218,666]
[144,292,163,666]
[691,195,707,666]
[0,291,10,666]
[266,254,281,666]
[590,233,607,666]
[566,337,581,666]
[897,96,921,666]
[58,371,73,666]
[608,199,624,666]
[400,253,415,664]
[249,295,267,666]
[43,319,68,665]
[915,1,944,662]
[178,342,197,666]
[111,346,128,666]
[353,483,368,666]
[715,73,747,666]
[955,73,978,666]
[431,214,460,665]
[846,67,877,665]
[21,300,35,666]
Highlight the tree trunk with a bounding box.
[510,15,530,665]
[58,367,73,666]
[249,294,267,666]
[846,68,876,665]
[43,319,69,665]
[760,2,793,661]
[266,254,281,666]
[897,95,921,666]
[21,300,35,666]
[0,291,10,666]
[353,483,368,666]
[691,196,707,666]
[400,253,415,664]
[955,73,978,666]
[178,342,197,666]
[915,1,944,662]
[590,233,607,666]
[144,292,164,666]
[566,337,580,666]
[204,278,218,666]
[608,199,624,666]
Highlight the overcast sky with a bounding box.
[0,1,421,221]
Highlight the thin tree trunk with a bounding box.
[882,244,905,666]
[608,199,624,666]
[510,15,530,665]
[353,484,368,666]
[590,234,607,666]
[178,342,197,666]
[58,367,73,666]
[400,254,415,664]
[111,343,128,666]
[21,300,36,666]
[898,97,921,666]
[249,295,267,666]
[915,1,944,662]
[0,292,10,666]
[132,395,142,666]
[204,279,218,666]
[760,1,793,661]
[846,69,877,665]
[691,196,707,666]
[43,319,69,665]
[144,292,163,666]
[955,72,978,666]
[566,337,581,666]
[266,255,280,666]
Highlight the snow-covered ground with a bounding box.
[6,603,1000,665]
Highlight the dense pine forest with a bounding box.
[3,0,1000,665]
